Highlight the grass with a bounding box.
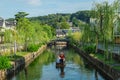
[113,66,120,70]
[7,52,29,61]
[90,53,120,70]
[16,52,29,56]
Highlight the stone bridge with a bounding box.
[47,38,69,49]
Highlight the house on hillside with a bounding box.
[56,27,80,38]
[5,20,16,29]
[0,17,16,29]
[0,17,16,43]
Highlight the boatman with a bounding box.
[59,52,65,63]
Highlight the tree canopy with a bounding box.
[15,12,29,22]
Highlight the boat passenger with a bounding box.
[59,52,65,63]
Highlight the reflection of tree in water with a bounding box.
[83,61,94,71]
[30,50,55,79]
[23,68,28,80]
[55,49,84,78]
[65,49,84,67]
[65,49,97,80]
[95,70,98,80]
[16,50,55,80]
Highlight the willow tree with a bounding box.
[113,0,120,35]
[4,29,19,55]
[3,30,12,54]
[92,1,115,60]
[103,2,114,60]
[91,3,103,53]
[16,18,35,51]
[4,30,11,43]
[68,31,83,46]
[81,24,93,47]
[32,22,54,45]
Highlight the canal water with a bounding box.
[9,47,106,80]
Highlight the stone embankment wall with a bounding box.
[0,70,6,80]
[71,45,120,80]
[0,45,47,80]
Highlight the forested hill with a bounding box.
[28,10,91,28]
[6,10,91,28]
[29,13,71,28]
[70,10,91,23]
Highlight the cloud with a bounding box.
[27,0,42,6]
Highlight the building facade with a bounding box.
[0,17,16,29]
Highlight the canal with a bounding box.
[9,47,106,80]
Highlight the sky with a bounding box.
[0,0,114,19]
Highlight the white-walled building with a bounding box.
[0,17,16,29]
[0,17,16,43]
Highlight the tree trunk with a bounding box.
[95,36,98,53]
[24,39,28,51]
[14,40,16,57]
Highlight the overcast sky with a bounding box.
[0,0,114,19]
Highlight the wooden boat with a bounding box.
[56,61,65,68]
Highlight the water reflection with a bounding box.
[55,61,65,78]
[95,70,98,80]
[24,68,27,80]
[60,66,65,78]
[10,48,106,80]
[10,50,55,80]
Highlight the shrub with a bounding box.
[83,45,96,54]
[0,56,11,69]
[27,44,39,52]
